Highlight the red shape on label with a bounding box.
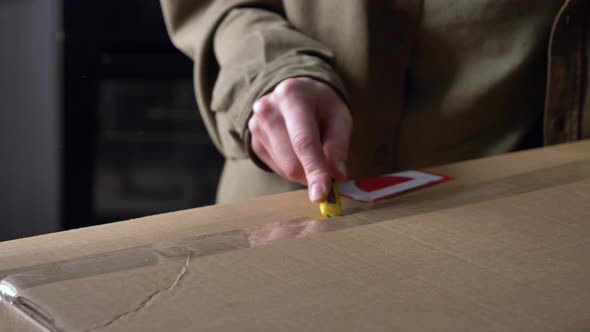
[354,176,412,192]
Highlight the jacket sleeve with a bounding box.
[160,0,348,159]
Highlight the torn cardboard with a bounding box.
[2,140,590,331]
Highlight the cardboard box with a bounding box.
[2,140,590,331]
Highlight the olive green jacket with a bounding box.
[161,0,590,203]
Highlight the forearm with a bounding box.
[161,1,348,159]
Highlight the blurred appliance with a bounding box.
[62,0,223,229]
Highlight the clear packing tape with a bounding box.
[2,161,590,331]
[0,213,376,331]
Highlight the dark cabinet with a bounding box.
[62,0,223,229]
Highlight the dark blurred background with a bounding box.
[0,0,224,241]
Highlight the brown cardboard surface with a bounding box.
[2,140,590,275]
[2,140,590,331]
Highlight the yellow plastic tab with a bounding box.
[319,183,343,218]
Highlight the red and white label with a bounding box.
[337,170,451,202]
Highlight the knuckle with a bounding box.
[304,166,330,183]
[254,112,282,133]
[253,99,272,116]
[291,133,316,155]
[247,116,260,133]
[298,153,328,179]
[275,84,297,100]
[275,78,310,99]
[254,93,272,106]
[300,157,321,173]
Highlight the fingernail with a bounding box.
[310,183,325,203]
[337,162,347,177]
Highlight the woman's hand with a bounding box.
[248,77,352,203]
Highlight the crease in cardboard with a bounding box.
[2,160,590,331]
[83,253,193,332]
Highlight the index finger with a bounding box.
[278,97,331,203]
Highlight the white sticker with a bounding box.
[337,170,450,202]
